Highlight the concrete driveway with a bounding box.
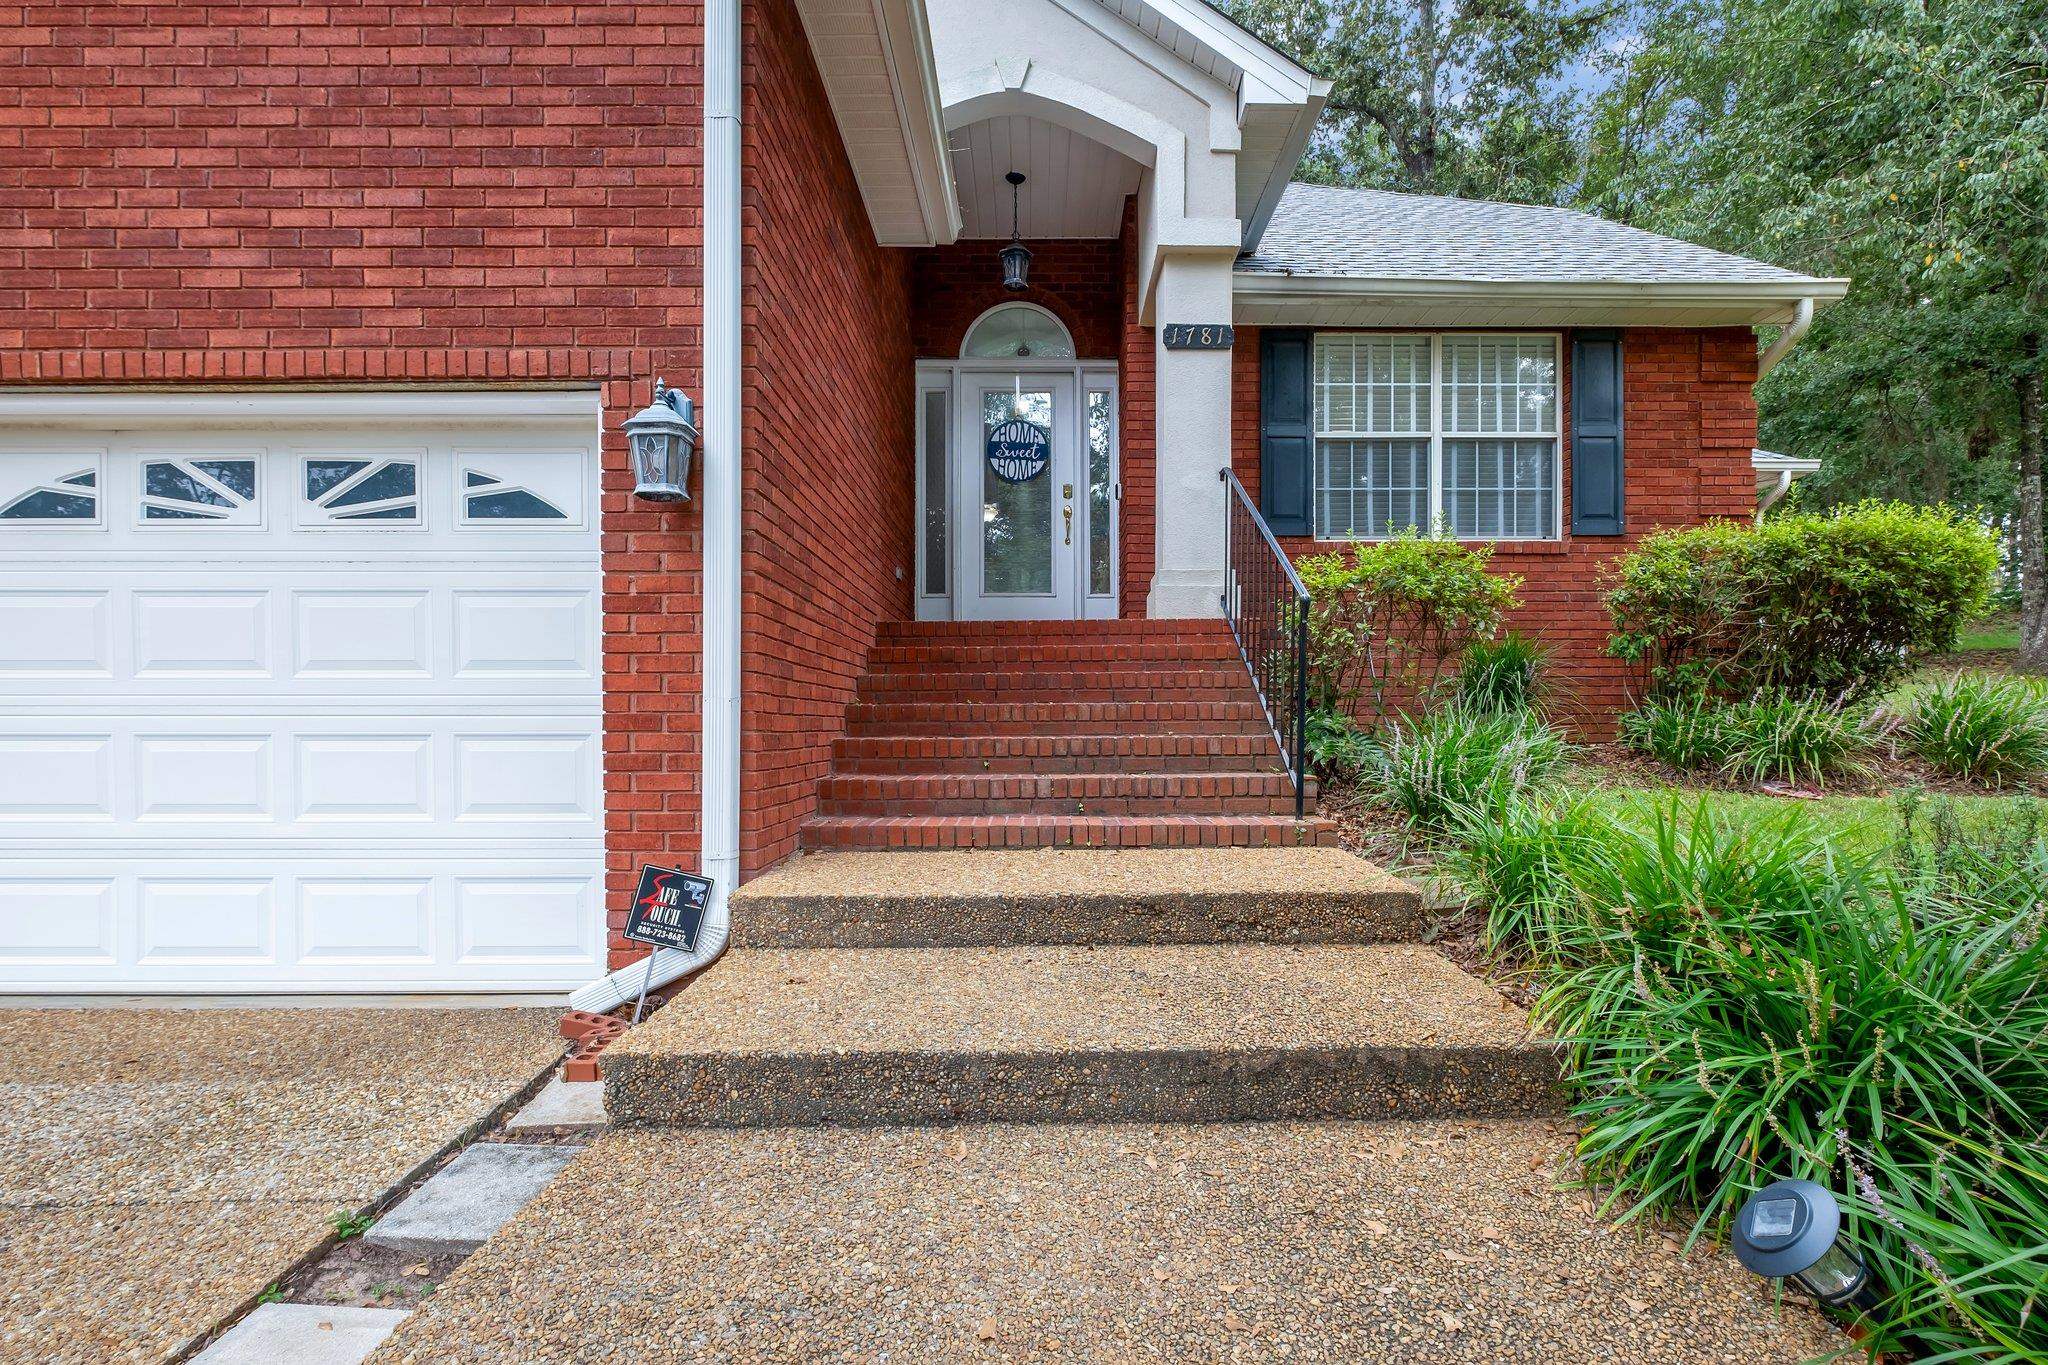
[0,1007,561,1364]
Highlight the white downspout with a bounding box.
[569,0,741,1014]
[1756,296,1814,379]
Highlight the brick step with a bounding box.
[875,619,1232,642]
[727,848,1422,948]
[855,668,1256,704]
[817,770,1304,817]
[844,699,1272,737]
[603,944,1560,1128]
[831,732,1287,775]
[797,813,1338,850]
[864,638,1243,669]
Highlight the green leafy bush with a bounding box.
[1296,533,1520,715]
[1443,793,1604,963]
[1717,695,1875,787]
[1607,502,1997,702]
[1303,707,1376,779]
[1885,672,2048,783]
[1618,696,1737,771]
[1454,632,1546,714]
[1364,705,1569,828]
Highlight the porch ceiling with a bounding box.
[950,115,1144,239]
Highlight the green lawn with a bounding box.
[1955,616,2020,652]
[1571,784,2047,858]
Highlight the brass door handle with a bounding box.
[1063,505,1073,545]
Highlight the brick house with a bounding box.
[0,0,1845,999]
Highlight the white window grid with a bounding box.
[1312,332,1562,541]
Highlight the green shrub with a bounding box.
[1889,789,2048,910]
[1296,533,1520,715]
[1303,707,1376,779]
[1887,672,2048,783]
[1365,706,1569,828]
[1717,695,1875,786]
[1535,801,2048,1362]
[1607,502,1997,702]
[1454,632,1546,714]
[1618,696,1737,771]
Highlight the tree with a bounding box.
[1224,0,1622,204]
[1585,0,2048,660]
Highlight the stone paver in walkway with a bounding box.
[193,1303,409,1365]
[505,1075,606,1133]
[365,1142,583,1257]
[0,1007,560,1365]
[371,1119,1842,1363]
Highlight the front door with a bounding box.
[950,368,1115,621]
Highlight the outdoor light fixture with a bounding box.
[999,171,1032,292]
[624,378,698,503]
[1732,1179,1880,1314]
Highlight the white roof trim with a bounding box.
[1234,272,1851,328]
[795,0,961,247]
[0,388,603,428]
[1752,449,1822,474]
[1103,0,1321,103]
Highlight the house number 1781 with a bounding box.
[1161,324,1235,350]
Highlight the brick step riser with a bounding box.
[846,703,1269,727]
[848,721,1275,738]
[857,686,1259,707]
[875,620,1234,642]
[799,818,1338,851]
[820,796,1303,818]
[821,775,1301,801]
[604,1046,1563,1129]
[836,752,1283,775]
[865,645,1244,668]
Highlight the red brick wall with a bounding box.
[1232,326,1759,729]
[1117,202,1156,619]
[908,239,1122,359]
[0,3,711,969]
[738,0,915,878]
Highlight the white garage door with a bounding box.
[0,391,606,992]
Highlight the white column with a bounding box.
[1146,250,1235,618]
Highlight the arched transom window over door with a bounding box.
[961,302,1076,360]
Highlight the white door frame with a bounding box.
[914,358,1120,621]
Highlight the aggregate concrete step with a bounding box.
[367,1121,1841,1365]
[603,944,1559,1128]
[855,667,1257,704]
[844,698,1272,737]
[831,730,1287,775]
[727,848,1423,948]
[816,770,1302,817]
[797,812,1336,849]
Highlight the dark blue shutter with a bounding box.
[1259,328,1313,536]
[1570,330,1625,536]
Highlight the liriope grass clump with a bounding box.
[1510,798,2048,1363]
[1364,705,1570,829]
[1886,672,2048,783]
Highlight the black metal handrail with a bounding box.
[1220,468,1310,819]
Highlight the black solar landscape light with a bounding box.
[1732,1179,1880,1314]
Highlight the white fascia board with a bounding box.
[1233,272,1852,326]
[879,0,963,245]
[1129,0,1320,104]
[0,387,603,429]
[1240,78,1329,251]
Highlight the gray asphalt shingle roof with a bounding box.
[1238,183,1823,286]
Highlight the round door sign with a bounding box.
[985,418,1051,484]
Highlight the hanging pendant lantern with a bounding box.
[999,170,1032,292]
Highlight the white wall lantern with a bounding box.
[624,379,698,503]
[999,171,1032,293]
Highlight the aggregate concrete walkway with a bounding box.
[370,1119,1842,1363]
[0,1007,561,1365]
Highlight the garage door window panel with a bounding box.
[1,457,101,524]
[140,458,261,526]
[302,458,422,526]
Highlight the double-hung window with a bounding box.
[1313,333,1559,540]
